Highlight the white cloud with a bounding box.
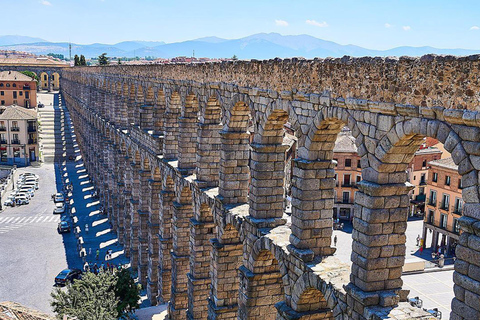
[384,23,392,28]
[402,26,411,31]
[275,20,289,27]
[470,26,480,30]
[306,20,328,28]
[40,0,52,5]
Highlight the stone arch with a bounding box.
[153,166,161,181]
[253,102,289,144]
[51,72,60,90]
[153,88,166,134]
[202,93,223,125]
[178,92,199,173]
[224,98,252,132]
[239,238,285,320]
[40,72,49,90]
[163,91,182,160]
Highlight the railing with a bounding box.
[341,183,357,188]
[452,205,463,215]
[27,127,36,132]
[440,203,450,212]
[11,127,19,132]
[419,179,427,186]
[0,140,6,144]
[0,127,6,132]
[28,139,37,144]
[11,140,20,145]
[427,198,437,207]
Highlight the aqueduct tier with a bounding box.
[61,56,480,320]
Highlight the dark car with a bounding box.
[37,103,44,108]
[54,269,82,286]
[57,221,71,233]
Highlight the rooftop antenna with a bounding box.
[193,50,195,58]
[69,43,72,61]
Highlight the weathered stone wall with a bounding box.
[59,56,480,320]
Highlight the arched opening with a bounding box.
[163,91,181,160]
[40,72,49,90]
[51,72,60,90]
[154,89,166,135]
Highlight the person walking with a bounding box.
[416,235,420,247]
[88,247,92,257]
[85,224,89,233]
[96,249,100,260]
[334,235,338,247]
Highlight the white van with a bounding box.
[53,202,65,214]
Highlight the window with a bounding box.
[454,198,463,214]
[0,91,3,96]
[19,91,22,96]
[12,133,18,140]
[445,176,451,186]
[343,174,351,186]
[420,173,426,184]
[12,83,16,88]
[440,214,448,229]
[44,75,47,81]
[428,210,434,223]
[433,172,438,182]
[357,160,361,168]
[52,75,55,80]
[419,187,425,195]
[453,218,460,233]
[25,91,29,99]
[0,133,5,141]
[334,174,338,186]
[0,84,3,87]
[345,158,352,167]
[356,175,361,183]
[5,83,10,87]
[442,194,450,210]
[12,121,18,128]
[13,148,20,158]
[429,190,437,205]
[342,191,350,204]
[422,159,427,167]
[1,101,4,106]
[12,91,17,99]
[458,179,463,189]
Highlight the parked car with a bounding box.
[24,181,38,190]
[54,269,82,286]
[21,172,39,179]
[16,192,31,200]
[53,202,65,214]
[15,195,29,205]
[57,221,71,233]
[54,193,64,203]
[3,198,14,207]
[37,103,44,108]
[19,188,34,198]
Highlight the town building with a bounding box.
[407,146,443,215]
[333,129,361,220]
[0,301,53,320]
[0,71,37,108]
[422,157,463,256]
[0,105,38,166]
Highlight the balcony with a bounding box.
[0,127,5,132]
[27,127,37,133]
[419,179,427,186]
[440,203,450,212]
[0,140,6,144]
[28,139,37,144]
[11,140,20,145]
[452,206,463,215]
[427,198,437,207]
[11,127,20,132]
[341,183,357,188]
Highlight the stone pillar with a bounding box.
[218,131,250,204]
[137,169,151,287]
[187,204,215,319]
[289,159,336,261]
[147,179,162,305]
[158,186,174,304]
[140,105,154,131]
[275,301,333,320]
[168,190,194,319]
[129,161,141,269]
[163,95,181,160]
[346,181,413,319]
[122,156,132,255]
[196,118,222,188]
[208,226,242,320]
[178,97,198,175]
[116,94,128,129]
[451,204,480,320]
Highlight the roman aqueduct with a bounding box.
[59,56,480,320]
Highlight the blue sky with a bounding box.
[3,0,480,49]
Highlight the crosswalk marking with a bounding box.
[0,215,60,225]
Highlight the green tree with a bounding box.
[98,53,109,66]
[79,55,87,66]
[74,54,80,66]
[51,272,118,320]
[20,71,39,86]
[115,269,140,316]
[232,54,238,61]
[118,58,122,65]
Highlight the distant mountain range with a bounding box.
[0,33,479,60]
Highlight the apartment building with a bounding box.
[0,71,37,108]
[422,157,462,256]
[0,105,38,166]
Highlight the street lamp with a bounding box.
[12,165,16,190]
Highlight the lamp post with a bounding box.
[12,164,16,190]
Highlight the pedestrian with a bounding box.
[416,235,420,246]
[107,262,110,271]
[96,249,100,260]
[100,263,105,272]
[84,261,89,272]
[88,248,92,256]
[334,235,337,247]
[109,249,113,259]
[85,224,89,233]
[105,252,109,261]
[93,263,98,275]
